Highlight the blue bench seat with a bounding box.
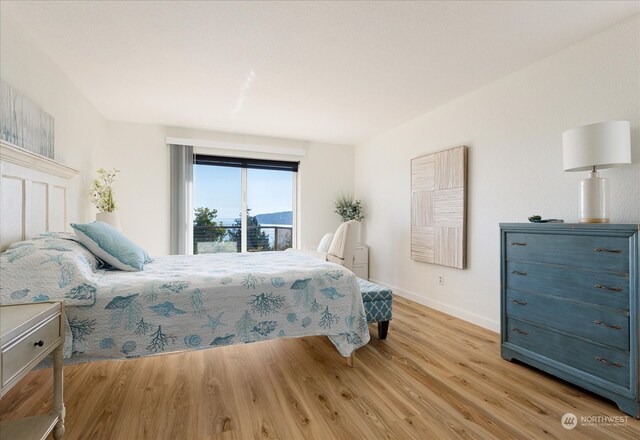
[357,278,392,339]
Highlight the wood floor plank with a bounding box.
[1,295,638,439]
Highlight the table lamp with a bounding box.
[562,120,631,223]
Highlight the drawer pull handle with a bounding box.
[595,356,622,367]
[511,328,528,335]
[594,284,622,292]
[34,340,44,347]
[511,299,527,305]
[594,320,622,330]
[511,270,527,276]
[594,247,622,254]
[511,242,527,246]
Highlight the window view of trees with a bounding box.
[193,207,292,254]
[193,156,296,255]
[227,209,271,252]
[192,207,226,254]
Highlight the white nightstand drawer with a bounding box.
[2,315,61,389]
[354,244,369,265]
[352,264,368,280]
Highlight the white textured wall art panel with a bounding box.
[411,146,467,269]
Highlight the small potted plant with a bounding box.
[90,168,122,229]
[335,194,364,222]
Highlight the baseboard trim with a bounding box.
[369,277,500,333]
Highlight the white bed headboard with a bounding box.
[0,140,79,251]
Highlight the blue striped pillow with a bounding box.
[71,221,151,271]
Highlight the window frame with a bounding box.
[194,154,299,253]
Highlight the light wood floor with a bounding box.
[1,296,638,439]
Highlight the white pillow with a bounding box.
[317,233,334,253]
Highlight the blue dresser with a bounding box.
[500,223,639,417]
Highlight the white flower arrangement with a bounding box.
[90,168,120,213]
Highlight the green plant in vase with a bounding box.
[90,168,121,229]
[90,168,120,212]
[335,194,364,222]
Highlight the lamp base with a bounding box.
[578,171,609,224]
[579,217,610,224]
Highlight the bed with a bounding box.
[0,141,369,366]
[0,233,369,363]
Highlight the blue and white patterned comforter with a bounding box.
[1,234,370,362]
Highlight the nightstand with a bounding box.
[353,244,369,280]
[0,302,65,439]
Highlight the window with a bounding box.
[193,155,298,254]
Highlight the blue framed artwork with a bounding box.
[1,81,54,159]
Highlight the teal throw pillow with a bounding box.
[71,221,151,271]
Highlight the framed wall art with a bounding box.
[411,145,467,269]
[1,81,54,159]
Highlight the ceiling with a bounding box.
[2,1,638,145]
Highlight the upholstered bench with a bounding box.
[357,278,392,339]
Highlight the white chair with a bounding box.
[316,232,334,253]
[327,220,360,270]
[294,220,360,270]
[326,220,360,271]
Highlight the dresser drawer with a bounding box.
[506,318,630,388]
[1,315,61,388]
[505,233,629,273]
[506,290,629,350]
[506,261,629,311]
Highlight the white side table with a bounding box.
[353,244,369,279]
[0,301,65,439]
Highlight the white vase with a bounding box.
[96,212,122,231]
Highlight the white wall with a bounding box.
[299,141,356,249]
[102,121,169,254]
[354,16,640,332]
[1,13,354,256]
[100,123,354,255]
[0,16,108,223]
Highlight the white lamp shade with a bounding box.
[562,120,631,172]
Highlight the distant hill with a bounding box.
[255,211,292,225]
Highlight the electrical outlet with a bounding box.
[437,275,444,286]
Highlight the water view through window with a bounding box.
[193,156,296,254]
